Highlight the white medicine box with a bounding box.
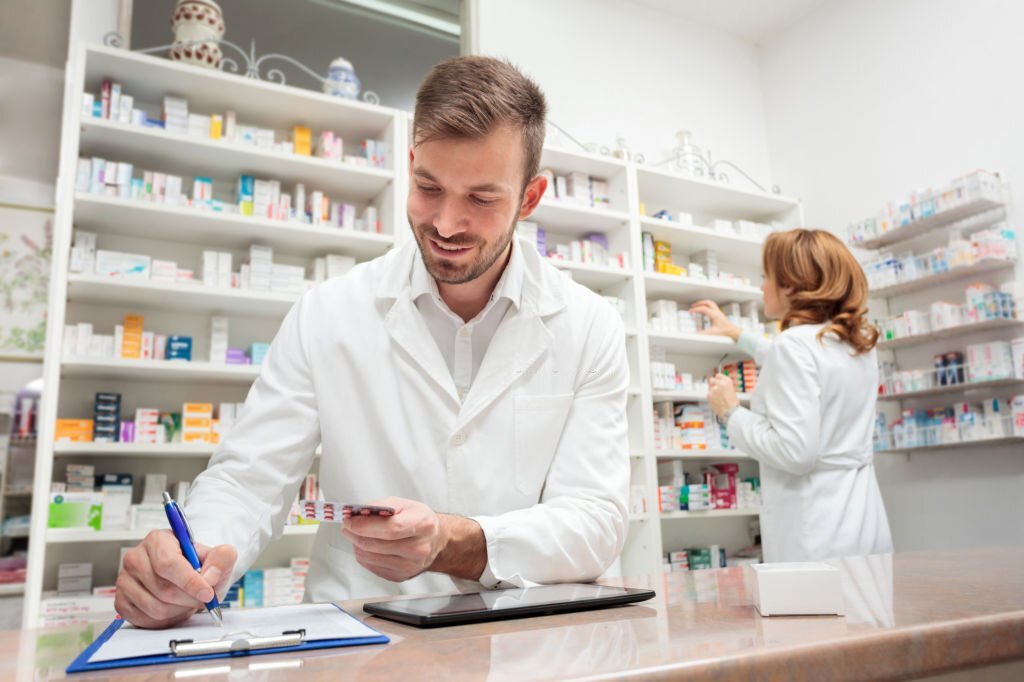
[746,562,844,616]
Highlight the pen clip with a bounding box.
[169,629,306,657]
[165,493,196,545]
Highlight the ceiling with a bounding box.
[626,0,834,43]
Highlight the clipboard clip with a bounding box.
[169,629,307,657]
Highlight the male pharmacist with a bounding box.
[115,56,629,628]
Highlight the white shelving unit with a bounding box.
[24,43,408,628]
[861,181,1023,457]
[629,166,802,576]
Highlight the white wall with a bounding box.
[473,0,779,194]
[761,0,1024,550]
[0,57,64,186]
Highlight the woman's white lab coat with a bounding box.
[184,237,630,601]
[728,324,893,562]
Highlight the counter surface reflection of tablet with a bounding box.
[363,584,656,627]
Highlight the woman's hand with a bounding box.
[708,373,741,421]
[689,300,742,342]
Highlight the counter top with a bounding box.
[4,547,1024,681]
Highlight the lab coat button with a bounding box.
[451,431,467,446]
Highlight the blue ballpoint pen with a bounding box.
[162,492,223,626]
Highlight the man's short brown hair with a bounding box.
[413,56,547,187]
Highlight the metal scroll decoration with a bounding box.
[546,121,646,164]
[103,32,381,106]
[652,130,781,194]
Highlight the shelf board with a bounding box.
[62,357,260,384]
[647,331,738,356]
[877,436,1024,455]
[878,318,1024,350]
[74,194,394,259]
[654,449,753,460]
[636,166,799,222]
[530,199,631,235]
[870,259,1016,298]
[878,377,1024,402]
[644,273,762,304]
[639,217,765,266]
[53,442,217,457]
[550,260,632,290]
[66,274,299,317]
[854,197,1006,250]
[47,524,318,544]
[540,145,629,179]
[51,442,324,458]
[83,44,396,141]
[79,119,394,202]
[651,391,753,403]
[661,508,761,520]
[0,583,25,597]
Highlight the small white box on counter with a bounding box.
[746,562,844,616]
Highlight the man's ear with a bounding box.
[408,147,415,176]
[517,174,548,221]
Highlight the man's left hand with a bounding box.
[341,497,448,583]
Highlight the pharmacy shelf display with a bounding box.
[632,166,802,578]
[854,172,1024,457]
[23,43,408,629]
[25,42,808,626]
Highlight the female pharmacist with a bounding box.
[692,229,893,562]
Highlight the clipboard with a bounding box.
[66,603,389,674]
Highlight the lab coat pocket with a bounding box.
[514,393,573,496]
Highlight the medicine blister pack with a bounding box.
[299,500,395,521]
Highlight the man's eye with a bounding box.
[471,196,496,206]
[418,184,441,194]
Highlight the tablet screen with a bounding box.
[376,584,639,617]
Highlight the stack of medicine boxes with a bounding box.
[183,403,214,444]
[92,393,121,443]
[209,316,229,363]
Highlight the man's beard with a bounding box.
[410,216,517,285]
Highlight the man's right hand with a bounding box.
[115,529,237,629]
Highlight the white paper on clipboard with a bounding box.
[89,604,379,663]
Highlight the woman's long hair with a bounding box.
[763,229,879,355]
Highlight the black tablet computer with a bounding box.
[362,584,656,628]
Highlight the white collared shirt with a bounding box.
[411,239,524,401]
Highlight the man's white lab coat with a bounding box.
[728,324,894,562]
[185,236,630,600]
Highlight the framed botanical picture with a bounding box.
[0,205,52,360]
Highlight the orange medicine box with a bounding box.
[121,314,144,359]
[55,419,94,442]
[183,417,212,430]
[292,126,312,156]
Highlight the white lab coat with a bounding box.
[728,324,893,562]
[185,236,630,601]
